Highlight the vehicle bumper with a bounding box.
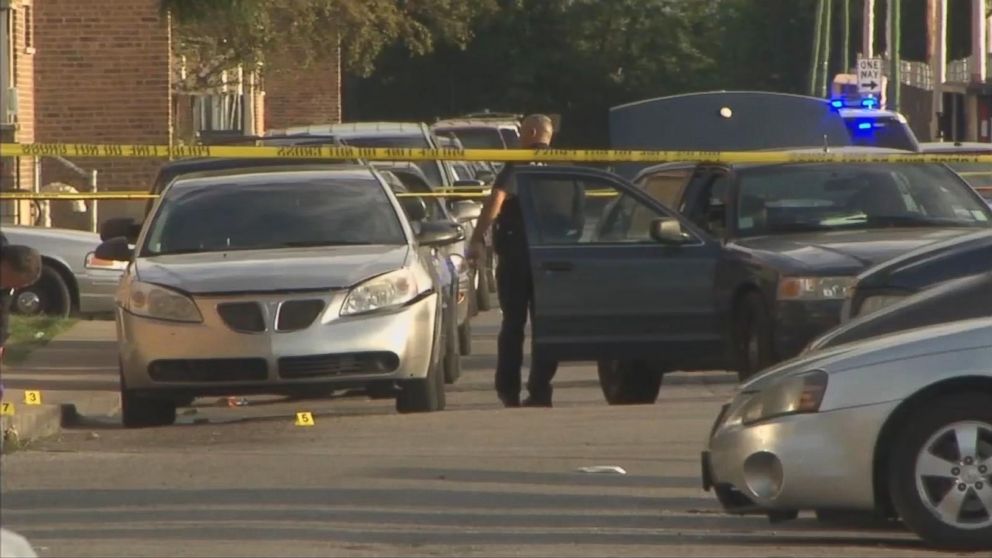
[77,270,122,314]
[118,292,438,395]
[703,400,898,513]
[773,300,843,359]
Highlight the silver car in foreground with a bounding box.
[95,166,463,427]
[702,318,992,550]
[2,225,123,317]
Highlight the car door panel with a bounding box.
[515,168,724,369]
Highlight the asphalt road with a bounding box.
[0,312,966,557]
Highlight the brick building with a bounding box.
[1,1,343,228]
[264,45,343,130]
[1,0,37,222]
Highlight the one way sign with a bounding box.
[857,58,883,96]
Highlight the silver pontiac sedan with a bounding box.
[702,318,992,550]
[95,165,463,427]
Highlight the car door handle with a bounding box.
[541,261,573,272]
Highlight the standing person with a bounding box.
[467,114,558,408]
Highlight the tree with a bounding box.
[347,0,723,147]
[163,0,496,92]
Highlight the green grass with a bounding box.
[4,316,76,365]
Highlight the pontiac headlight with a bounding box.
[777,276,855,300]
[125,281,202,323]
[341,269,419,316]
[735,370,828,426]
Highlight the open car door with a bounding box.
[511,166,725,376]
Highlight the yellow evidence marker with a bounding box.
[295,412,315,427]
[24,391,42,405]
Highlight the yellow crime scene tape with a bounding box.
[3,142,992,164]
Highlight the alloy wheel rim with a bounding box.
[914,420,992,530]
[15,291,42,315]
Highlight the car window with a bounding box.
[441,128,505,149]
[688,173,731,237]
[500,128,520,148]
[338,135,446,188]
[735,164,992,237]
[522,176,667,245]
[638,168,693,209]
[387,171,447,221]
[948,163,992,200]
[142,178,406,256]
[843,117,919,150]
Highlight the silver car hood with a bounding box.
[741,317,992,391]
[135,245,409,294]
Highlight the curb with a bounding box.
[1,403,93,453]
[1,404,62,452]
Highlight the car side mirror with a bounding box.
[450,200,482,223]
[650,217,692,245]
[399,197,428,222]
[475,170,496,184]
[454,179,486,188]
[100,217,141,243]
[417,220,464,247]
[94,237,134,262]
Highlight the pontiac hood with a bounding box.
[135,245,409,294]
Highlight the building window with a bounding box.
[23,4,30,51]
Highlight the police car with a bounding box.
[829,96,921,151]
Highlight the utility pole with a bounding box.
[891,0,901,111]
[863,0,875,58]
[820,0,833,97]
[930,0,946,140]
[810,0,826,95]
[842,0,851,72]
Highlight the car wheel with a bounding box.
[396,338,447,414]
[366,383,396,399]
[475,268,492,311]
[596,360,663,405]
[444,323,462,385]
[119,362,176,428]
[734,292,774,382]
[13,264,72,318]
[121,390,177,428]
[888,393,992,550]
[458,319,472,356]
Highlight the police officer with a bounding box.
[467,114,558,408]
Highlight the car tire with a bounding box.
[121,390,177,428]
[733,292,774,382]
[596,360,663,405]
[396,338,447,414]
[458,319,472,357]
[13,264,72,318]
[366,383,396,399]
[444,324,462,385]
[887,393,992,550]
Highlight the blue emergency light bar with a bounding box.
[829,96,879,110]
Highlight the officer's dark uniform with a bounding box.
[0,232,11,348]
[491,163,558,406]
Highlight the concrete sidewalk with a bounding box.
[2,320,120,451]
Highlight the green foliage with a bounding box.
[164,0,496,90]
